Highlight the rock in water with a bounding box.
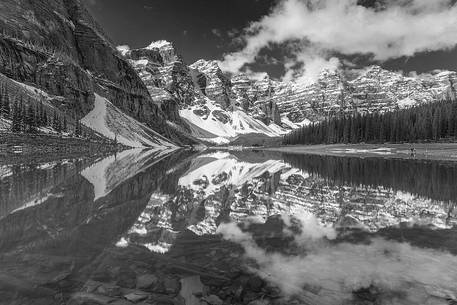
[179,276,205,305]
[124,291,149,303]
[136,274,158,290]
[201,295,223,305]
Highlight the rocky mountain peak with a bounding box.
[190,59,225,75]
[145,40,179,64]
[118,35,457,144]
[146,40,173,49]
[0,0,192,146]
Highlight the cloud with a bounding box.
[116,45,131,56]
[244,68,269,81]
[211,28,223,38]
[219,0,457,84]
[217,215,457,304]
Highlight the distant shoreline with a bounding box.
[262,143,457,162]
[0,132,124,165]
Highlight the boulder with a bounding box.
[124,291,150,303]
[136,274,158,290]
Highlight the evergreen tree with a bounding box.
[432,109,441,141]
[52,110,62,133]
[342,116,350,144]
[1,88,11,119]
[283,98,457,146]
[75,119,82,137]
[62,115,67,132]
[11,100,22,132]
[25,103,37,133]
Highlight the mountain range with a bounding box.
[0,0,456,147]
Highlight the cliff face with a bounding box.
[271,66,457,124]
[127,41,194,126]
[126,39,457,143]
[0,0,185,145]
[123,42,286,144]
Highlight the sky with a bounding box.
[86,0,457,83]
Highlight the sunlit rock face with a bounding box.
[121,42,288,143]
[190,59,233,109]
[125,41,194,125]
[273,66,457,124]
[124,40,457,143]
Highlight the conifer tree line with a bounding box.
[283,153,457,206]
[0,82,84,136]
[283,99,457,145]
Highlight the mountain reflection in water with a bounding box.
[0,149,456,305]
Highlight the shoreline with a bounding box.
[0,132,125,165]
[261,143,457,162]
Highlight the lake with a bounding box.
[1,149,457,305]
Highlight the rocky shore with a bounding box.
[264,143,457,162]
[66,231,279,305]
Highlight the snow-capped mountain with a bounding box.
[123,42,290,144]
[122,40,457,144]
[273,66,457,124]
[1,0,456,147]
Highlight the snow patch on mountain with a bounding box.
[81,94,176,148]
[0,166,12,179]
[281,115,312,129]
[179,98,288,144]
[397,97,417,109]
[146,40,172,50]
[0,118,11,131]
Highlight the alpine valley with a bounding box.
[1,0,456,148]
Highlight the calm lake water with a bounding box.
[1,149,457,305]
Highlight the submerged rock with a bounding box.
[69,292,114,305]
[96,283,122,297]
[201,295,223,305]
[136,274,159,290]
[179,275,205,305]
[124,291,150,303]
[163,277,181,294]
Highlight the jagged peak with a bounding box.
[146,40,173,50]
[190,59,220,70]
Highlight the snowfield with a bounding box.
[0,118,10,131]
[179,98,288,144]
[82,94,176,148]
[397,97,418,109]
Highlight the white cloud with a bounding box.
[116,45,131,56]
[219,0,457,84]
[244,68,269,81]
[211,28,223,37]
[217,215,457,304]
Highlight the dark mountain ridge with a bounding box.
[0,0,192,145]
